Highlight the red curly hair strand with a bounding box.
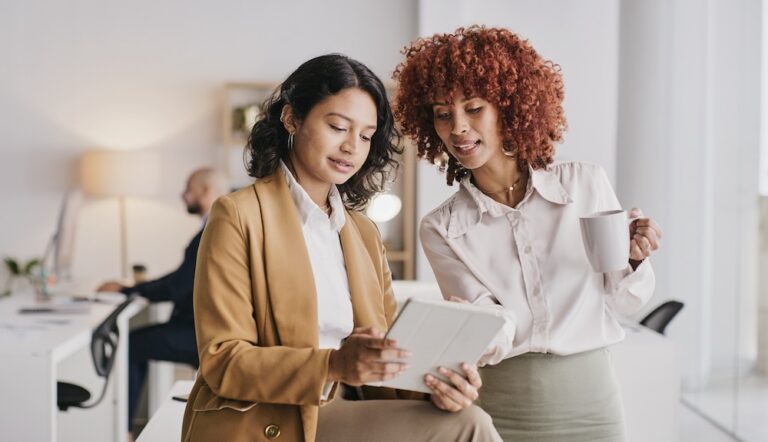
[393,26,567,185]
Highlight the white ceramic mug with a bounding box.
[579,209,636,273]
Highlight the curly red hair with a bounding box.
[393,26,567,185]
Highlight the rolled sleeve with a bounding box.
[603,259,656,316]
[472,295,517,366]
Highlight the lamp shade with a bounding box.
[80,149,160,198]
[366,193,402,223]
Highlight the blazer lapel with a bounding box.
[255,169,319,348]
[339,214,388,331]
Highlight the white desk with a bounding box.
[138,326,679,442]
[136,380,191,442]
[0,290,145,442]
[612,323,680,442]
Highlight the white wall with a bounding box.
[416,0,621,280]
[761,0,768,376]
[0,0,417,282]
[413,0,764,396]
[616,0,762,387]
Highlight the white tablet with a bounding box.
[366,297,506,394]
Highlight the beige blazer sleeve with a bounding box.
[194,195,333,406]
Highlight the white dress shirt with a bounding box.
[280,162,354,351]
[420,161,655,366]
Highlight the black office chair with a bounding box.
[639,300,684,335]
[57,294,138,411]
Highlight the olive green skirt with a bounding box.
[477,348,626,442]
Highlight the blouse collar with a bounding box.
[447,163,573,238]
[279,161,346,232]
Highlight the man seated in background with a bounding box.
[97,167,229,434]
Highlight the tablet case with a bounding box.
[367,297,506,393]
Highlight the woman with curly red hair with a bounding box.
[394,26,663,441]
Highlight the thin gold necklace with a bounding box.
[474,174,525,200]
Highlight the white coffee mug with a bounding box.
[579,209,636,273]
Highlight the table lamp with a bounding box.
[367,193,402,223]
[367,192,403,252]
[80,149,160,279]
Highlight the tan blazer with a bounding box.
[181,169,405,442]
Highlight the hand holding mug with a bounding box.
[628,208,663,267]
[580,208,663,273]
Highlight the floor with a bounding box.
[681,374,768,441]
[680,403,737,442]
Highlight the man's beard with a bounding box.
[186,203,202,215]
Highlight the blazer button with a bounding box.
[264,424,281,439]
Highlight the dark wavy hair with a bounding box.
[246,54,401,210]
[393,26,567,185]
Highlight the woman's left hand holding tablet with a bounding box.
[425,363,482,412]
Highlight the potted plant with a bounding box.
[2,257,42,297]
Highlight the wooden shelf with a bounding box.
[387,250,409,261]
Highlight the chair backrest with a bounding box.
[91,293,138,377]
[639,300,684,335]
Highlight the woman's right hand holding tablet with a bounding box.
[327,326,411,386]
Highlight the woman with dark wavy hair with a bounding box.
[394,27,663,441]
[181,54,500,442]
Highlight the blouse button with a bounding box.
[533,287,541,296]
[524,245,532,254]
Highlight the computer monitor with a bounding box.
[42,188,83,282]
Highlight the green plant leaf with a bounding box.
[24,258,41,275]
[4,257,20,275]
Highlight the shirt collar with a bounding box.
[279,161,346,232]
[447,163,573,238]
[529,164,574,206]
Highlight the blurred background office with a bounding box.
[0,0,765,441]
